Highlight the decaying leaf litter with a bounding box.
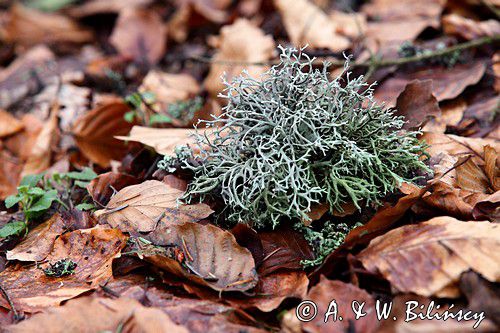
[0,0,498,332]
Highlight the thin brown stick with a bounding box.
[0,282,21,322]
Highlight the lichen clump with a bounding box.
[163,47,429,229]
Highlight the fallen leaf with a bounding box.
[143,221,258,292]
[330,10,366,39]
[110,7,167,65]
[115,126,200,156]
[3,3,93,46]
[484,145,499,191]
[72,101,134,167]
[473,191,500,222]
[204,18,275,97]
[69,0,153,17]
[422,98,466,133]
[299,277,379,333]
[460,271,500,327]
[258,226,315,276]
[21,105,59,177]
[274,0,350,52]
[357,216,500,297]
[3,296,188,333]
[6,214,65,262]
[395,79,441,130]
[443,14,500,40]
[87,171,140,207]
[374,62,487,107]
[0,150,22,200]
[94,180,213,233]
[0,110,23,138]
[455,156,492,193]
[4,114,44,161]
[139,70,200,105]
[230,223,264,267]
[0,226,127,312]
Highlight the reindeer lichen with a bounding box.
[160,47,430,229]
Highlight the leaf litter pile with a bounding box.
[0,0,499,332]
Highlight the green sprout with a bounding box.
[43,258,77,277]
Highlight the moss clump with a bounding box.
[160,47,429,229]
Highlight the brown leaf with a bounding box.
[230,223,264,267]
[473,191,500,222]
[21,105,59,177]
[422,98,466,133]
[299,277,379,333]
[258,226,315,276]
[3,296,188,333]
[69,0,153,17]
[115,126,201,156]
[455,156,491,193]
[374,62,486,107]
[443,14,500,40]
[204,19,275,97]
[0,150,22,200]
[395,79,441,130]
[139,70,200,105]
[330,10,366,39]
[0,110,23,138]
[357,216,500,297]
[0,226,127,312]
[4,114,43,161]
[72,102,134,167]
[143,221,258,292]
[6,214,65,262]
[87,171,140,207]
[2,4,93,46]
[110,7,167,65]
[460,271,500,327]
[94,180,213,233]
[274,0,350,52]
[484,145,499,192]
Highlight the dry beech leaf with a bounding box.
[0,150,22,200]
[358,216,500,298]
[455,156,492,193]
[3,3,93,46]
[21,105,59,178]
[0,226,127,312]
[484,145,499,192]
[115,126,202,156]
[299,277,379,333]
[72,102,133,167]
[330,10,366,39]
[422,98,466,133]
[94,180,213,233]
[87,171,140,207]
[204,19,275,97]
[3,296,188,333]
[473,191,500,223]
[110,7,167,65]
[143,221,258,292]
[443,14,500,40]
[69,0,153,17]
[395,79,441,130]
[139,71,200,105]
[0,109,23,138]
[374,62,486,107]
[274,0,350,52]
[6,214,65,262]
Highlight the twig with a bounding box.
[188,35,500,69]
[0,282,21,322]
[480,0,500,20]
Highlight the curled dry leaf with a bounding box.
[143,221,258,292]
[422,98,466,133]
[204,19,275,97]
[0,226,127,312]
[473,191,500,222]
[2,4,93,46]
[357,216,500,298]
[72,102,134,167]
[274,0,350,52]
[139,70,200,105]
[87,171,140,207]
[94,180,213,233]
[443,14,500,40]
[0,109,23,138]
[6,214,65,262]
[3,296,188,333]
[115,126,202,156]
[110,7,167,65]
[395,79,441,130]
[374,62,486,107]
[297,277,379,333]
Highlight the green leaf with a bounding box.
[75,203,95,211]
[20,173,44,187]
[141,91,156,103]
[74,180,90,188]
[124,111,137,123]
[149,114,173,125]
[27,187,47,196]
[64,167,97,181]
[5,194,22,208]
[25,0,77,12]
[27,190,58,213]
[0,221,27,238]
